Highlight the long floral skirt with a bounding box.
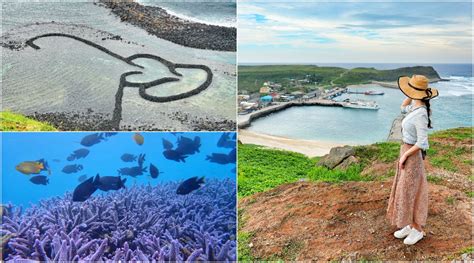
[386,143,428,228]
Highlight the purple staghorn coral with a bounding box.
[1,179,236,262]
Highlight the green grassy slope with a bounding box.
[238,65,441,94]
[0,111,57,131]
[238,127,472,261]
[238,127,472,198]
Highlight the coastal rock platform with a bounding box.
[1,21,236,131]
[98,1,236,51]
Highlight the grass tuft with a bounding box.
[0,111,56,131]
[238,144,372,198]
[427,175,443,184]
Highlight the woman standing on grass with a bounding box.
[386,74,439,245]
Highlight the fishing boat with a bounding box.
[347,90,384,95]
[342,99,380,110]
[364,90,384,95]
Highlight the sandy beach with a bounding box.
[238,129,345,157]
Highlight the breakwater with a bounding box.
[98,1,236,51]
[25,33,213,130]
[238,99,344,129]
[371,78,443,89]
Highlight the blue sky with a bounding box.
[238,1,472,63]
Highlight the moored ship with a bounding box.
[342,99,380,110]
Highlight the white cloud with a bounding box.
[238,2,472,63]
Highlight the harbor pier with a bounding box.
[238,99,344,129]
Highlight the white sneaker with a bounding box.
[394,225,411,239]
[403,228,424,245]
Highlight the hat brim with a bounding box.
[398,76,438,100]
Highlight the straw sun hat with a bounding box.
[398,75,439,100]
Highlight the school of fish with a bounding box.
[13,132,237,202]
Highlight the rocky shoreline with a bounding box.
[98,1,236,51]
[27,110,235,131]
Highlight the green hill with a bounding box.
[238,65,441,94]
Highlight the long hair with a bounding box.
[422,99,433,129]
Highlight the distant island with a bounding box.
[238,65,441,94]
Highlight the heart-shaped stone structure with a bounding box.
[25,33,213,130]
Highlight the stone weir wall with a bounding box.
[238,100,344,129]
[98,1,236,52]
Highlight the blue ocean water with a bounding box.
[1,132,236,207]
[137,1,236,27]
[247,64,473,145]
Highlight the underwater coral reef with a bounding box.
[1,179,236,261]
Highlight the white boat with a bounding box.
[364,90,384,95]
[347,90,385,95]
[342,99,380,110]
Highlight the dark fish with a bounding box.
[118,153,146,177]
[67,148,90,161]
[224,141,235,148]
[52,159,61,163]
[104,132,118,137]
[78,174,87,182]
[217,132,235,148]
[133,133,144,145]
[149,163,161,179]
[176,176,205,195]
[62,164,83,174]
[162,138,174,150]
[117,166,147,177]
[137,153,146,167]
[206,153,230,165]
[80,133,104,147]
[217,133,230,147]
[121,153,137,162]
[29,175,49,185]
[163,149,187,163]
[72,176,98,202]
[94,174,126,191]
[194,136,201,148]
[176,136,201,155]
[227,148,236,163]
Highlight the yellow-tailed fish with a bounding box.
[133,133,144,145]
[15,159,50,175]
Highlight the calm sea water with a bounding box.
[247,64,473,145]
[1,132,236,207]
[137,1,236,27]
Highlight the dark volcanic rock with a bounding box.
[28,111,117,131]
[27,110,236,131]
[317,146,355,169]
[98,1,236,51]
